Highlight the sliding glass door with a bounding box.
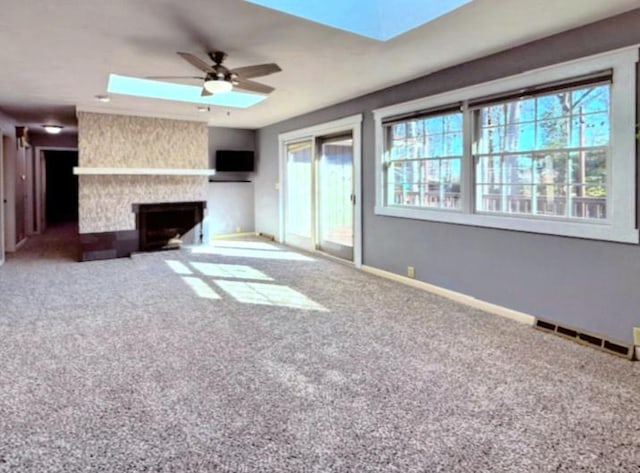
[283,133,355,261]
[284,140,314,250]
[317,135,354,260]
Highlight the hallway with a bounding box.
[6,223,80,263]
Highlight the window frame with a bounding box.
[471,79,611,221]
[373,47,638,243]
[383,109,465,211]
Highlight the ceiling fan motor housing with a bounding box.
[208,51,228,65]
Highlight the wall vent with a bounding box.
[534,318,634,360]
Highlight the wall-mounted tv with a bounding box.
[215,150,255,172]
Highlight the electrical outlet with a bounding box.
[274,182,280,190]
[236,226,242,233]
[407,266,415,278]
[634,327,640,346]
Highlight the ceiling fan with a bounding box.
[149,51,281,96]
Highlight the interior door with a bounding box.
[316,135,354,260]
[284,140,314,250]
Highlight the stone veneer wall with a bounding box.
[77,112,208,233]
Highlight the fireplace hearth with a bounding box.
[79,201,206,262]
[134,201,205,252]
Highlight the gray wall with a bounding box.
[208,126,256,170]
[30,132,78,149]
[205,182,254,236]
[255,8,640,344]
[207,127,256,237]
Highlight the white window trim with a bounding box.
[373,46,639,243]
[277,114,363,267]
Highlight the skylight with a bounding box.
[107,74,267,108]
[245,0,472,41]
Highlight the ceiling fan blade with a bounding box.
[146,75,205,81]
[231,63,281,79]
[177,52,214,73]
[166,5,215,53]
[201,87,212,97]
[234,78,274,95]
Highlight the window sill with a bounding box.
[374,205,639,243]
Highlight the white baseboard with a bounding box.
[361,265,536,326]
[14,237,27,251]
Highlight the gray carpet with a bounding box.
[0,224,639,472]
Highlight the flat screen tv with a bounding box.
[215,150,255,172]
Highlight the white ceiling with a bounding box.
[0,0,638,132]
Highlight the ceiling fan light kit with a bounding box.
[203,79,233,94]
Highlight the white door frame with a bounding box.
[278,114,363,267]
[1,134,12,255]
[25,146,35,235]
[0,128,4,266]
[33,146,78,234]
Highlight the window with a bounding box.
[384,111,463,210]
[374,48,638,243]
[473,82,610,220]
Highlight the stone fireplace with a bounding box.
[76,112,211,262]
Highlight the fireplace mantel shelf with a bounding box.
[73,167,215,176]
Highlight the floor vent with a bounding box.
[534,318,634,360]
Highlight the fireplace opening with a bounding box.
[134,201,205,252]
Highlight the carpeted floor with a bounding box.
[0,224,638,472]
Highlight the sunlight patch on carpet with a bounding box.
[189,262,273,281]
[210,241,282,251]
[165,260,193,275]
[214,280,327,311]
[181,276,221,299]
[192,246,314,261]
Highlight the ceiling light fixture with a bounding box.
[43,125,64,134]
[95,94,111,102]
[203,79,233,94]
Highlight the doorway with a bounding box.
[43,150,79,226]
[279,115,362,265]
